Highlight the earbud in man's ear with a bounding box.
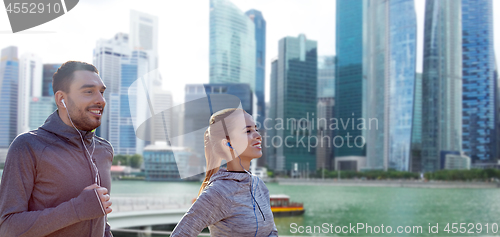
[226,142,233,149]
[61,99,66,108]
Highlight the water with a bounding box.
[111,180,500,236]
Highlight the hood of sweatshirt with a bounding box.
[209,168,253,183]
[40,110,95,148]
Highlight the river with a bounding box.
[111,180,500,236]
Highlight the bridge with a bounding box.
[107,195,207,236]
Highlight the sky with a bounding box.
[1,0,499,105]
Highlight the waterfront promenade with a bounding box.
[276,178,500,188]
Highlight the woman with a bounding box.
[171,108,278,236]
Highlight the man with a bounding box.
[0,61,114,236]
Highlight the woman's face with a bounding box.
[228,112,262,160]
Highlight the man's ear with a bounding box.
[54,91,65,109]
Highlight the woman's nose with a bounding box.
[254,131,262,140]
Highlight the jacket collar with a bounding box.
[209,168,252,183]
[40,110,95,148]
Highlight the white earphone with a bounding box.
[62,99,66,108]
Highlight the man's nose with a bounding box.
[96,93,106,107]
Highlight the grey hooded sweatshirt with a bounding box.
[171,168,278,236]
[0,110,114,236]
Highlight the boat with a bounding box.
[270,194,305,216]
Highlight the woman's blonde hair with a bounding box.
[197,108,246,196]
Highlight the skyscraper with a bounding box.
[272,34,317,173]
[495,60,499,161]
[494,64,500,159]
[363,0,417,171]
[245,9,266,167]
[335,0,365,159]
[209,0,256,92]
[410,73,423,172]
[461,0,496,164]
[0,46,19,148]
[421,0,462,172]
[317,56,335,99]
[266,58,278,170]
[18,53,42,135]
[111,50,149,155]
[42,64,61,97]
[316,56,336,170]
[152,87,173,145]
[245,9,266,130]
[129,10,164,151]
[93,33,130,140]
[129,10,159,71]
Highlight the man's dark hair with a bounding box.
[52,61,99,94]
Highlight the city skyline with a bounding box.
[0,0,499,172]
[2,0,498,104]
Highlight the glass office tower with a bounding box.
[363,0,417,171]
[245,9,266,129]
[316,56,336,170]
[274,34,317,173]
[209,0,255,91]
[335,0,365,158]
[461,0,496,163]
[421,0,462,172]
[0,46,19,148]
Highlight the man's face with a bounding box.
[65,70,106,131]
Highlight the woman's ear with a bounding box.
[221,139,232,149]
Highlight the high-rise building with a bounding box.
[495,60,499,161]
[421,0,462,172]
[130,10,159,71]
[266,58,278,170]
[129,10,158,71]
[363,0,417,171]
[183,83,254,158]
[335,0,365,158]
[152,87,173,145]
[209,0,256,92]
[129,10,162,151]
[18,53,42,135]
[245,9,266,129]
[110,51,149,155]
[0,46,19,148]
[245,9,266,167]
[410,73,423,172]
[272,34,317,173]
[42,64,61,97]
[317,56,335,99]
[93,33,130,140]
[461,0,496,164]
[29,97,56,131]
[316,56,336,170]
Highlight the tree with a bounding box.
[112,155,128,166]
[130,154,143,169]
